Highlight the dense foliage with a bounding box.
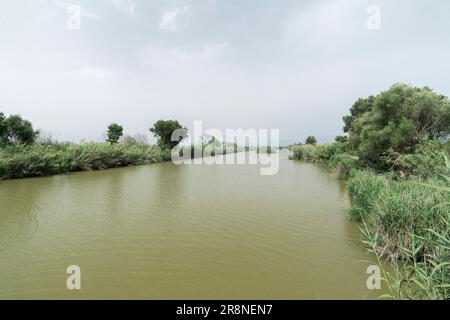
[291,142,354,178]
[348,169,449,260]
[353,158,450,300]
[150,120,188,149]
[0,117,242,180]
[0,143,165,180]
[343,83,450,168]
[305,135,317,145]
[291,84,450,299]
[0,113,39,145]
[106,123,124,144]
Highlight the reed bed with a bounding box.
[0,143,165,180]
[348,156,450,299]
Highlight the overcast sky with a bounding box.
[0,0,449,145]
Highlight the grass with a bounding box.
[290,142,356,178]
[347,154,450,299]
[290,140,450,299]
[0,142,165,180]
[348,170,449,261]
[361,218,449,300]
[172,143,246,160]
[0,141,245,180]
[382,139,450,179]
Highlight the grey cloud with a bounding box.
[0,0,449,145]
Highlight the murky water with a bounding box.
[0,151,384,299]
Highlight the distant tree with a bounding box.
[343,83,450,167]
[150,120,187,149]
[305,136,317,145]
[106,123,123,144]
[335,135,348,144]
[0,112,7,145]
[0,113,39,145]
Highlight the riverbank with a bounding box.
[0,142,249,180]
[290,142,356,178]
[0,142,166,180]
[349,169,449,299]
[290,141,450,299]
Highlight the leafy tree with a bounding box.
[150,120,187,149]
[106,123,123,144]
[335,135,348,143]
[343,96,375,134]
[0,113,39,145]
[305,136,317,145]
[343,83,450,167]
[0,112,7,145]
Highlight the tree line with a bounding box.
[0,113,187,151]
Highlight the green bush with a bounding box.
[291,144,318,161]
[357,160,450,299]
[348,170,449,262]
[291,142,348,162]
[0,143,165,180]
[291,142,356,177]
[329,153,357,178]
[383,139,450,178]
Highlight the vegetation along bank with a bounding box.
[290,83,450,300]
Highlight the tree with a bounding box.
[305,136,317,145]
[106,123,123,144]
[343,83,450,167]
[343,96,375,134]
[335,135,348,144]
[0,113,39,145]
[0,112,7,145]
[150,120,187,149]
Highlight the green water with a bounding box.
[0,151,384,299]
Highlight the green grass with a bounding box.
[172,143,245,160]
[0,142,165,180]
[361,217,449,300]
[0,141,245,180]
[290,142,356,178]
[348,170,449,261]
[348,156,450,299]
[290,140,450,299]
[382,139,450,179]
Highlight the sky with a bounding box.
[0,0,449,145]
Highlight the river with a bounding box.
[0,150,384,299]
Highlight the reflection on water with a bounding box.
[0,151,385,299]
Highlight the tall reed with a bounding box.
[351,154,450,299]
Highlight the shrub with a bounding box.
[330,153,357,178]
[0,143,165,180]
[291,142,356,177]
[383,139,450,178]
[348,170,449,261]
